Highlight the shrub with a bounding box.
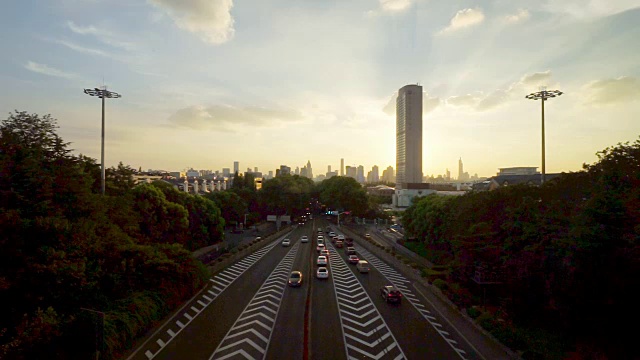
[432,279,448,290]
[466,307,481,319]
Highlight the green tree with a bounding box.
[316,176,368,216]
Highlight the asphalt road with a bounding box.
[127,219,494,360]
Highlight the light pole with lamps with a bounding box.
[84,87,122,195]
[80,307,105,360]
[525,87,562,184]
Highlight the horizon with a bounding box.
[1,1,639,178]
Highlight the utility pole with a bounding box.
[80,307,105,360]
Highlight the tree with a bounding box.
[317,176,369,216]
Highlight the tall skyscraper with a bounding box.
[340,158,344,176]
[328,165,331,173]
[396,84,423,189]
[356,165,365,183]
[458,158,463,180]
[233,161,239,174]
[371,165,379,183]
[306,160,313,179]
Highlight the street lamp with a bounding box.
[526,87,562,184]
[80,307,105,360]
[84,86,122,195]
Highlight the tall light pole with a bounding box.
[526,87,562,184]
[80,307,105,360]
[84,87,122,195]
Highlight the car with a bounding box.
[365,233,371,239]
[357,260,370,273]
[282,239,290,247]
[338,235,345,241]
[288,271,303,287]
[255,236,262,241]
[301,235,309,243]
[316,267,329,279]
[335,240,344,248]
[316,243,325,252]
[346,247,356,255]
[317,256,327,266]
[317,239,325,246]
[317,235,324,241]
[320,249,330,258]
[348,255,359,264]
[329,232,336,237]
[345,238,354,246]
[381,285,402,303]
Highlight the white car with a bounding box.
[320,249,330,258]
[282,239,290,247]
[338,235,345,241]
[316,267,329,279]
[317,256,328,266]
[316,243,325,252]
[329,232,336,237]
[301,235,309,243]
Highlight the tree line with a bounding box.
[0,111,382,359]
[401,138,640,359]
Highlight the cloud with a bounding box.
[148,0,234,44]
[584,76,640,105]
[67,21,134,50]
[504,9,530,24]
[168,104,303,131]
[446,94,479,107]
[380,0,414,12]
[24,61,77,79]
[54,39,110,57]
[519,70,552,87]
[542,0,640,19]
[382,92,441,115]
[438,8,485,35]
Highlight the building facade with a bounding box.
[396,84,423,189]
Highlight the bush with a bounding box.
[433,279,448,290]
[467,307,481,319]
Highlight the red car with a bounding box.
[348,255,359,264]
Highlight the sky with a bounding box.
[1,0,639,178]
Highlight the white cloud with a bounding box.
[584,76,640,105]
[168,104,303,131]
[380,0,414,12]
[504,9,530,24]
[148,0,234,44]
[55,39,110,57]
[438,8,485,35]
[24,61,77,79]
[67,21,134,50]
[542,0,640,18]
[445,71,556,111]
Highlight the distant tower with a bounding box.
[233,161,239,174]
[396,84,423,189]
[328,165,331,173]
[340,158,344,176]
[458,158,463,180]
[307,160,313,179]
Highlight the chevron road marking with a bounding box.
[356,246,477,360]
[132,236,287,360]
[210,243,299,360]
[327,243,406,360]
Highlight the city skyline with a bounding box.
[1,1,639,177]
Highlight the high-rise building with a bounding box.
[346,166,356,179]
[356,165,365,183]
[340,158,344,176]
[458,158,463,180]
[382,166,395,183]
[306,160,313,179]
[328,165,331,173]
[396,84,423,189]
[254,167,258,173]
[268,170,274,179]
[222,168,231,177]
[233,161,239,174]
[371,165,379,183]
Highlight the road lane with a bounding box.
[143,231,297,360]
[266,228,313,360]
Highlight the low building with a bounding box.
[392,183,436,208]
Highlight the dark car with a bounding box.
[346,247,356,255]
[345,238,354,246]
[348,255,359,264]
[381,285,402,303]
[288,271,303,287]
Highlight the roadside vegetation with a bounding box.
[401,138,640,359]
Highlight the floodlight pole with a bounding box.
[526,88,563,184]
[84,87,122,194]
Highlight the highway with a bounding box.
[127,219,501,360]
